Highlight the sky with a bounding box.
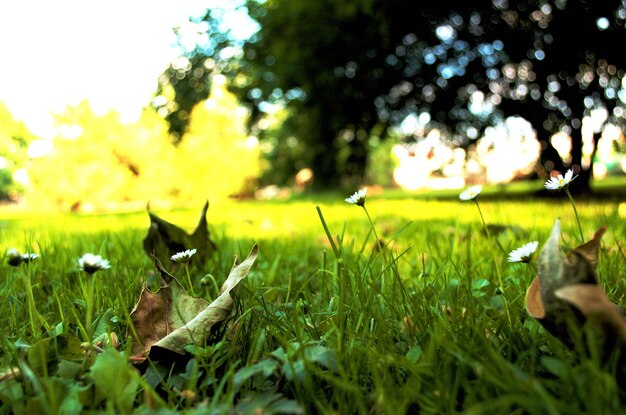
[0,0,210,138]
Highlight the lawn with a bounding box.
[1,183,625,414]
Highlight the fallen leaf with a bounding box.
[555,284,626,343]
[128,277,209,357]
[528,219,624,353]
[525,277,545,319]
[142,201,217,271]
[570,226,607,271]
[130,244,258,362]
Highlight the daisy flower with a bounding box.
[544,169,577,190]
[78,253,111,274]
[6,248,22,266]
[345,188,367,207]
[507,241,539,263]
[459,185,483,201]
[171,248,197,263]
[21,253,40,263]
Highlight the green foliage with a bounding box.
[0,190,625,412]
[0,102,37,200]
[90,349,140,413]
[163,0,626,189]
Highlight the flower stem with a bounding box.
[362,206,380,247]
[362,205,386,292]
[86,275,95,343]
[185,264,194,295]
[22,271,38,337]
[473,200,512,326]
[564,188,585,244]
[316,206,347,352]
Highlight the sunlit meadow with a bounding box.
[1,184,626,413]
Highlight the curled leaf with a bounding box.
[570,226,607,271]
[130,244,259,362]
[555,284,626,343]
[142,201,217,271]
[128,279,209,357]
[537,218,565,299]
[525,277,545,319]
[151,244,259,355]
[528,219,622,353]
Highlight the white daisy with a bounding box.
[459,185,483,201]
[21,253,40,263]
[544,169,577,190]
[345,188,367,206]
[78,253,111,274]
[507,241,539,263]
[171,248,197,263]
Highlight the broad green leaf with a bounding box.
[305,346,337,372]
[406,345,423,363]
[53,322,64,337]
[57,383,85,415]
[89,349,139,414]
[26,378,84,415]
[540,356,569,378]
[234,392,304,415]
[56,360,83,380]
[233,359,280,389]
[0,376,24,408]
[26,338,53,374]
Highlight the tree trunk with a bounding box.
[309,104,340,189]
[538,137,566,175]
[568,126,593,196]
[311,144,339,189]
[344,129,369,186]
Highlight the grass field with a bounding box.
[1,182,625,414]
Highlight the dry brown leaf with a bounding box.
[525,276,545,319]
[129,244,258,362]
[129,280,209,357]
[528,220,626,357]
[555,284,626,343]
[571,226,607,271]
[142,201,217,271]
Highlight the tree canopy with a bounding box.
[25,83,259,211]
[159,0,626,190]
[0,103,36,200]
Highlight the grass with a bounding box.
[0,184,625,414]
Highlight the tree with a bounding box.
[160,0,626,191]
[0,102,36,200]
[26,86,259,211]
[394,0,626,194]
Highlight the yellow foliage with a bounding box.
[24,85,260,212]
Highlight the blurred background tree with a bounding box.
[25,81,259,211]
[159,0,626,192]
[0,103,37,201]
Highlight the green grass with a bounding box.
[1,189,625,413]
